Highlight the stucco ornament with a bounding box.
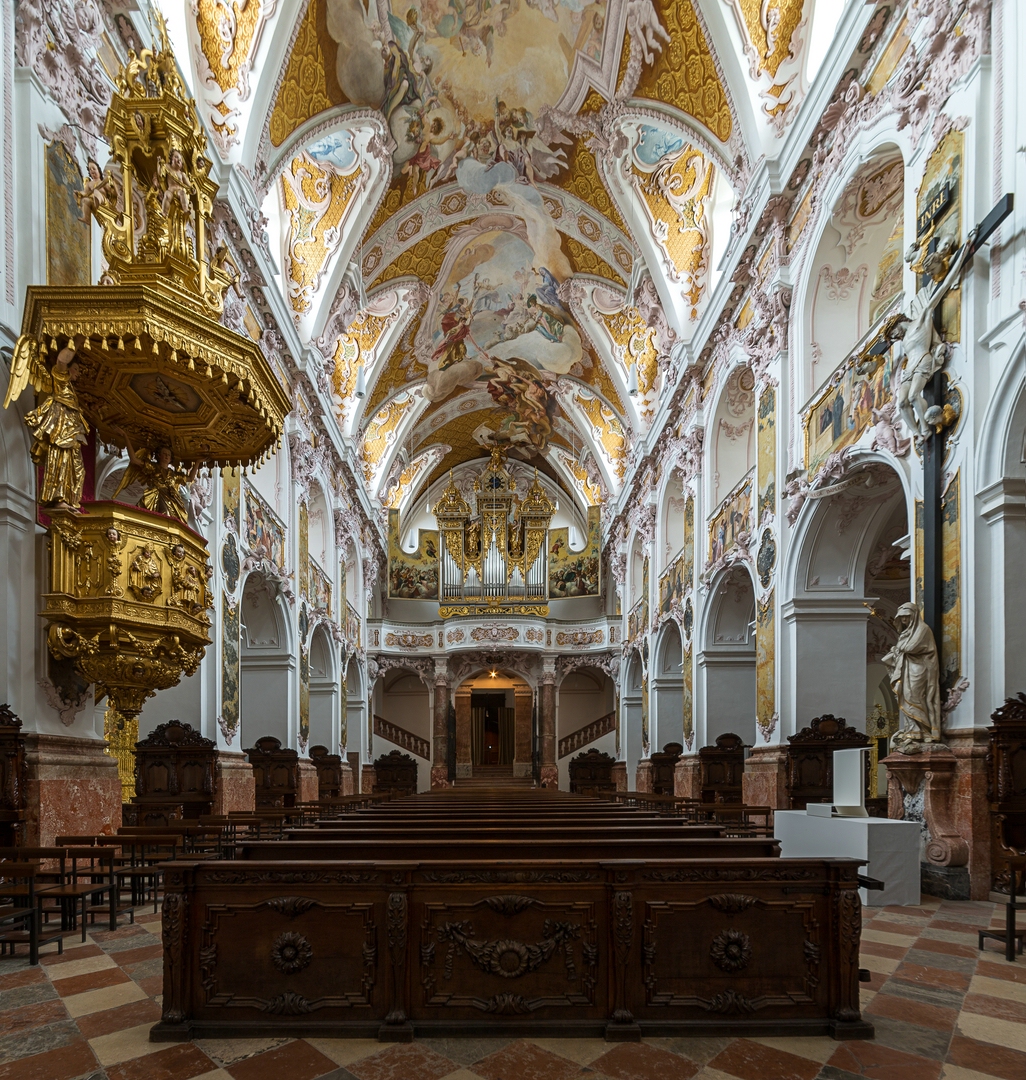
[881,603,943,752]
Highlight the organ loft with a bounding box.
[0,1,1023,1076]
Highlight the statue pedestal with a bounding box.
[634,759,653,793]
[883,746,971,900]
[674,756,701,799]
[611,761,628,793]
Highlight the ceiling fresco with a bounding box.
[179,0,832,521]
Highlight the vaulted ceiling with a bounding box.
[173,0,841,521]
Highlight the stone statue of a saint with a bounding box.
[881,602,943,752]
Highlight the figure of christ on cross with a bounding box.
[890,232,976,442]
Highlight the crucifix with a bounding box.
[899,193,1013,660]
[868,192,1012,750]
[864,194,1015,686]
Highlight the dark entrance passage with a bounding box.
[470,692,514,765]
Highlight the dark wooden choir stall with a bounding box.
[372,750,418,797]
[309,745,343,800]
[785,715,870,810]
[699,733,746,804]
[245,737,299,809]
[129,720,216,827]
[0,705,26,847]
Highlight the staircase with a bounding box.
[454,764,535,789]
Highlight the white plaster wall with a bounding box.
[702,657,756,744]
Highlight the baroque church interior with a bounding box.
[1,0,1025,1077]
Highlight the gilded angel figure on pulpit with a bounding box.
[3,340,89,511]
[114,430,198,524]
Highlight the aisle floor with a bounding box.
[0,896,1023,1080]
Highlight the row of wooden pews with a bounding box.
[152,786,872,1044]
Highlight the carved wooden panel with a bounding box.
[416,893,602,1017]
[987,692,1026,892]
[640,893,819,1015]
[154,858,866,1039]
[199,895,378,1013]
[245,736,299,808]
[310,745,342,799]
[134,719,215,822]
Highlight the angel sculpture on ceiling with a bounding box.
[3,340,89,511]
[112,428,199,525]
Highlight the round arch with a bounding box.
[555,666,616,788]
[452,668,534,783]
[621,648,645,788]
[239,571,296,748]
[975,340,1026,707]
[698,564,756,748]
[308,623,339,753]
[373,664,432,788]
[789,136,909,410]
[779,457,908,738]
[652,619,685,754]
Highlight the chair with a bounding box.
[372,751,417,797]
[36,848,124,943]
[979,815,1026,962]
[699,733,747,804]
[0,861,63,963]
[979,855,1026,962]
[785,714,869,809]
[99,834,181,912]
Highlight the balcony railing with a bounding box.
[558,711,616,759]
[374,715,430,760]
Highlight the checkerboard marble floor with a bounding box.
[0,897,1023,1080]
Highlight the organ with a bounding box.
[434,448,555,617]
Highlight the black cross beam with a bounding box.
[921,193,1013,661]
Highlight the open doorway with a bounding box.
[471,692,515,765]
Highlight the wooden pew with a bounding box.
[152,854,870,1042]
[237,835,779,861]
